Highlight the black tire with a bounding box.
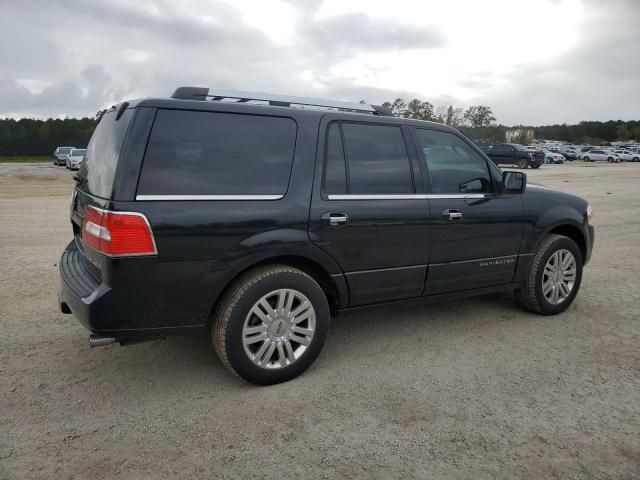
[517,158,529,169]
[633,157,639,162]
[531,163,540,169]
[514,234,583,315]
[583,156,590,162]
[212,265,330,385]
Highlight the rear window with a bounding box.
[79,108,134,199]
[137,110,297,197]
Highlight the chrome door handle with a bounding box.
[322,212,349,226]
[442,209,463,221]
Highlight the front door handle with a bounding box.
[442,209,463,221]
[322,212,349,226]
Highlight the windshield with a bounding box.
[59,147,72,154]
[71,149,86,157]
[78,108,134,199]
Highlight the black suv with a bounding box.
[487,143,544,169]
[59,87,594,385]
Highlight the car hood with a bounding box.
[524,181,588,210]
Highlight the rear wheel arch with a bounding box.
[210,255,344,324]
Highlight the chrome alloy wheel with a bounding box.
[242,289,316,369]
[542,249,577,305]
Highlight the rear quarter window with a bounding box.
[137,110,297,197]
[80,108,134,199]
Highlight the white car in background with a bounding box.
[65,148,86,170]
[580,149,622,162]
[542,149,566,164]
[613,149,640,162]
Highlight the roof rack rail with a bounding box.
[170,86,392,116]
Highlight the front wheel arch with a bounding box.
[547,224,587,264]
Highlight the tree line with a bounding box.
[0,117,97,156]
[379,98,640,145]
[0,103,638,156]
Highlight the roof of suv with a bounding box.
[118,87,460,135]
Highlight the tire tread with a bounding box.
[515,234,566,314]
[212,265,320,379]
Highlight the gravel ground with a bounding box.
[1,162,639,479]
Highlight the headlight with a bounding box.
[586,205,593,223]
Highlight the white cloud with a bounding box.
[0,0,637,124]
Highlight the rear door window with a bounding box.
[323,123,348,194]
[138,110,297,197]
[340,123,414,194]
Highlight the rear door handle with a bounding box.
[442,209,463,221]
[322,212,349,226]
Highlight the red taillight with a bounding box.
[82,207,157,256]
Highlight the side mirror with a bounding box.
[502,171,526,194]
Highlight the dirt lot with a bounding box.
[1,162,639,479]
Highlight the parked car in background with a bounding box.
[66,148,86,170]
[560,147,579,160]
[477,143,493,155]
[580,149,621,162]
[542,149,565,164]
[53,146,75,166]
[612,149,640,162]
[57,86,594,384]
[487,144,544,169]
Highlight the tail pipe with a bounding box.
[89,335,117,348]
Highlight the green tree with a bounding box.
[463,105,497,128]
[402,99,434,120]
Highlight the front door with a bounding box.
[411,127,525,295]
[309,117,430,306]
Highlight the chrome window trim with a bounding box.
[135,194,284,201]
[326,193,487,200]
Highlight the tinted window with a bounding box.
[138,110,297,196]
[415,128,494,194]
[59,147,72,154]
[323,123,347,194]
[342,123,413,194]
[80,108,134,199]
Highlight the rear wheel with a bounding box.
[583,156,590,162]
[633,157,639,162]
[212,265,330,385]
[517,158,529,169]
[515,234,583,315]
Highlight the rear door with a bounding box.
[411,127,525,295]
[309,116,430,306]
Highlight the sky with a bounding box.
[1,0,638,125]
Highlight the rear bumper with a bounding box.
[58,240,207,338]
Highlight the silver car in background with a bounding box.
[53,146,75,166]
[580,149,622,162]
[612,149,640,162]
[66,148,86,170]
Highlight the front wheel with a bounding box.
[212,265,330,385]
[515,234,583,315]
[531,163,540,169]
[583,156,590,162]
